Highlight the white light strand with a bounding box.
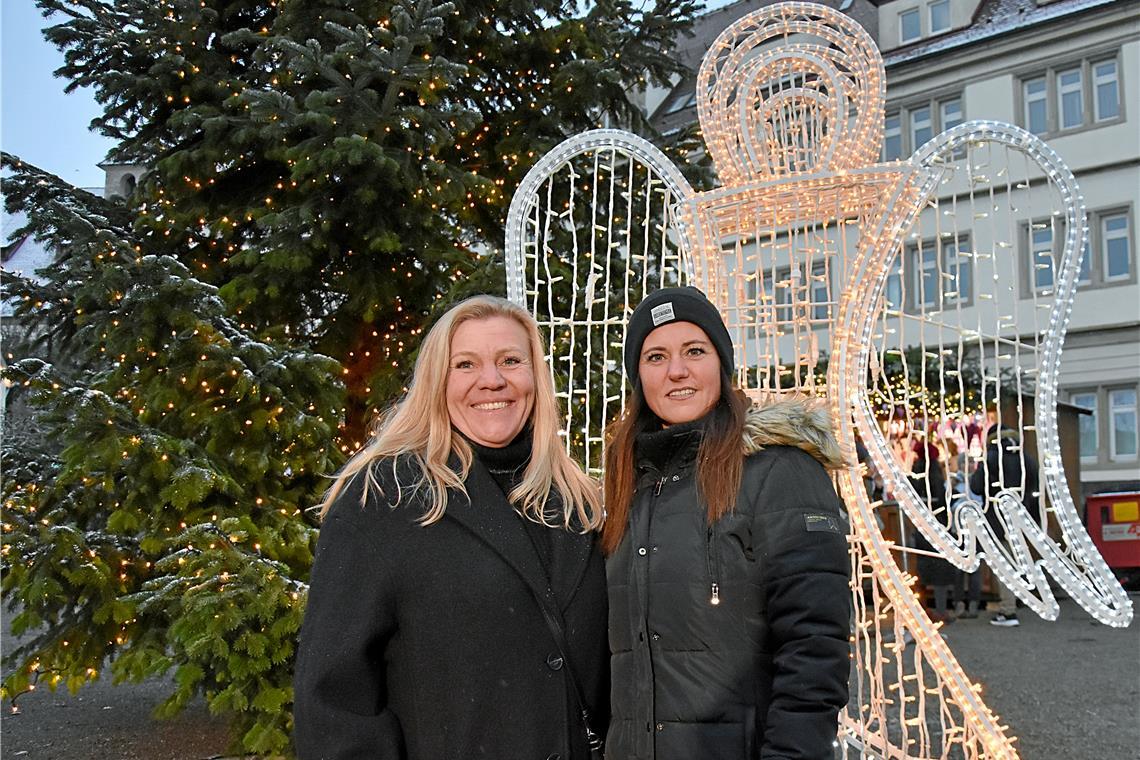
[504,3,1132,757]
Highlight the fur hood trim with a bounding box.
[742,395,847,470]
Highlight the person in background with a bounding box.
[293,295,608,759]
[603,287,851,759]
[969,419,1039,628]
[945,436,982,618]
[908,434,956,623]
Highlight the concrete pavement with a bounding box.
[2,595,1137,758]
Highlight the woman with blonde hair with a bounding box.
[294,295,608,759]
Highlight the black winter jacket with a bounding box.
[606,400,851,760]
[968,426,1040,538]
[293,453,608,760]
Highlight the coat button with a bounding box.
[637,546,647,556]
[546,653,564,670]
[656,722,665,731]
[651,632,660,641]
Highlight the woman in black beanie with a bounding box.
[603,286,852,759]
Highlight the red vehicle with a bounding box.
[1087,492,1140,586]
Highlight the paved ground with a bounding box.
[935,596,1140,759]
[2,595,1137,758]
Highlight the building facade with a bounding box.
[645,0,1139,496]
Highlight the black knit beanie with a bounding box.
[623,287,734,384]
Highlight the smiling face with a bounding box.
[638,321,723,425]
[446,315,536,448]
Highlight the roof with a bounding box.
[883,0,1124,66]
[1,209,55,317]
[2,210,54,280]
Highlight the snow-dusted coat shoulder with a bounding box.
[607,396,851,760]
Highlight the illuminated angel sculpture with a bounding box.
[504,3,1132,757]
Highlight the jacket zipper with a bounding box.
[706,525,721,606]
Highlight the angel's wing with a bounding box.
[844,119,1133,627]
[504,129,694,474]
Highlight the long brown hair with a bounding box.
[601,374,748,555]
[318,295,602,532]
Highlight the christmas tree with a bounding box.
[2,0,699,753]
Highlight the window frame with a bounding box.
[1108,386,1139,462]
[1068,389,1099,464]
[1093,58,1121,122]
[1101,211,1133,283]
[881,93,965,162]
[1023,76,1048,135]
[929,0,951,35]
[1022,218,1058,296]
[904,233,973,312]
[1065,383,1140,469]
[1075,205,1136,291]
[899,8,921,45]
[1016,52,1125,137]
[1056,65,1085,131]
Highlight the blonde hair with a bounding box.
[318,295,602,531]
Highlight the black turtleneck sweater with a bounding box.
[467,431,557,586]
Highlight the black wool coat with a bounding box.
[293,456,609,760]
[606,401,852,760]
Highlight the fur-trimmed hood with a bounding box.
[742,396,847,470]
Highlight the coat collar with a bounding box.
[442,453,593,614]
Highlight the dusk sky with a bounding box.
[2,0,118,190]
[1,0,741,193]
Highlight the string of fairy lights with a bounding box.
[506,3,1131,758]
[5,1,688,716]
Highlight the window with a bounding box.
[910,105,933,151]
[1078,240,1092,285]
[757,270,793,324]
[929,0,950,34]
[906,235,971,311]
[1102,213,1131,281]
[900,9,921,44]
[943,236,971,303]
[1057,67,1084,130]
[1024,77,1048,135]
[1093,60,1120,122]
[1019,54,1124,135]
[1070,391,1098,463]
[940,98,963,132]
[941,98,965,158]
[1110,388,1137,461]
[883,113,903,160]
[810,263,831,322]
[885,258,903,311]
[1076,207,1134,289]
[914,245,939,309]
[1029,223,1055,292]
[883,95,965,160]
[1067,384,1140,467]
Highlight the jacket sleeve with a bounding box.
[753,449,851,760]
[970,444,1012,499]
[968,452,986,498]
[293,477,405,759]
